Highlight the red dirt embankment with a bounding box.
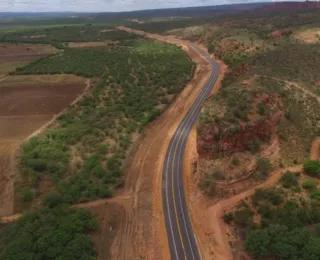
[107,26,214,260]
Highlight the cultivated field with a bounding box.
[0,75,86,216]
[0,43,57,77]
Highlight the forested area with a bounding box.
[0,25,141,43]
[16,39,193,204]
[0,203,97,260]
[14,49,115,77]
[224,170,320,259]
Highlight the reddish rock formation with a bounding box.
[198,95,283,158]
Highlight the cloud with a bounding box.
[0,0,303,12]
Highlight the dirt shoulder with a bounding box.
[108,27,213,260]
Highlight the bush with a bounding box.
[245,229,270,259]
[234,208,253,227]
[22,189,33,202]
[257,102,266,115]
[254,158,271,179]
[43,192,63,208]
[311,190,320,200]
[303,160,320,178]
[302,179,317,190]
[280,171,299,188]
[222,212,234,224]
[247,138,262,153]
[213,170,225,180]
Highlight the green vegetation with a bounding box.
[0,25,141,43]
[245,225,320,260]
[302,179,317,190]
[280,171,299,189]
[253,43,320,91]
[227,185,320,259]
[16,38,193,204]
[0,204,97,260]
[254,157,271,180]
[14,48,114,77]
[304,160,320,177]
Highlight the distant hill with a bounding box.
[257,1,320,11]
[2,2,318,23]
[0,3,273,21]
[0,12,86,19]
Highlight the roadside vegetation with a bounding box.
[15,37,192,206]
[137,8,320,259]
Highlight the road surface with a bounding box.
[162,43,220,260]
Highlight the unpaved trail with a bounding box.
[109,27,213,260]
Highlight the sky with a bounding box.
[0,0,302,12]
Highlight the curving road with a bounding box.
[162,43,220,260]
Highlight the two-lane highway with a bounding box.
[162,43,220,260]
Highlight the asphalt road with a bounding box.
[162,43,220,260]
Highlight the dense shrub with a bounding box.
[0,206,98,260]
[280,171,299,189]
[245,225,320,260]
[302,179,317,190]
[234,208,253,227]
[303,160,320,178]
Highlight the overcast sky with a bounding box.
[0,0,301,12]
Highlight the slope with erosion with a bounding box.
[193,34,320,260]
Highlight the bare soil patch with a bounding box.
[0,61,28,78]
[0,54,47,62]
[1,74,85,85]
[0,43,57,63]
[295,28,320,43]
[66,41,112,49]
[0,115,53,141]
[0,84,84,116]
[0,76,86,217]
[0,43,57,56]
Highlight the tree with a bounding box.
[280,171,299,188]
[245,229,270,259]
